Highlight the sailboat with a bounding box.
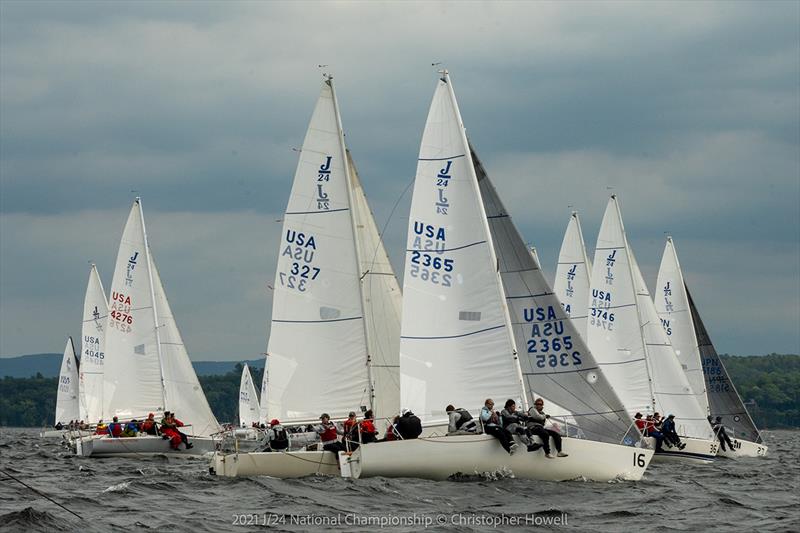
[587,196,716,463]
[235,363,262,439]
[79,264,109,426]
[346,72,652,482]
[42,338,82,438]
[655,237,767,458]
[211,76,403,478]
[554,211,592,342]
[75,198,221,457]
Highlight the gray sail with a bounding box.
[473,147,638,445]
[688,285,762,443]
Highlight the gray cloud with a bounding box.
[1,0,798,359]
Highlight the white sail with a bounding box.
[655,237,709,415]
[473,150,637,444]
[55,337,80,425]
[102,198,220,436]
[80,264,108,423]
[554,212,593,341]
[588,196,711,439]
[348,150,402,419]
[400,73,523,427]
[266,79,371,424]
[259,354,269,426]
[239,363,261,427]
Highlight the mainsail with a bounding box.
[473,150,636,444]
[588,196,711,439]
[239,363,261,427]
[554,212,593,342]
[80,264,108,423]
[259,354,268,426]
[267,78,400,424]
[655,237,709,414]
[55,337,80,425]
[689,289,763,443]
[102,198,220,436]
[400,73,523,427]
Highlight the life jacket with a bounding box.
[360,419,376,435]
[108,423,123,437]
[319,423,338,443]
[141,420,156,431]
[343,419,358,438]
[635,419,646,432]
[454,408,473,429]
[95,424,108,435]
[270,425,289,450]
[396,413,422,439]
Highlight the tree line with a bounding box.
[1,356,797,428]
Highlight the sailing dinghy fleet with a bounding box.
[52,71,766,479]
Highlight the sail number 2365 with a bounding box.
[409,251,453,287]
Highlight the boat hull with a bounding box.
[210,450,340,478]
[40,429,92,439]
[347,434,653,482]
[716,438,768,458]
[75,434,217,458]
[649,436,717,463]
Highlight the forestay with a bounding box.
[473,151,636,445]
[55,337,80,425]
[239,363,261,427]
[80,264,108,423]
[400,74,523,427]
[689,289,762,443]
[554,212,593,342]
[655,237,709,415]
[348,150,402,419]
[266,79,370,424]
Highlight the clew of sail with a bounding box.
[56,337,81,425]
[266,79,370,424]
[655,238,709,415]
[399,74,523,427]
[689,289,762,443]
[80,264,108,423]
[554,212,593,342]
[473,151,637,445]
[239,363,261,428]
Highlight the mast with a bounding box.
[137,197,168,410]
[328,75,375,411]
[443,71,528,411]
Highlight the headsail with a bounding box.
[266,78,370,424]
[259,354,269,426]
[239,363,261,428]
[102,199,219,436]
[554,212,593,341]
[655,237,709,414]
[690,289,762,443]
[400,73,524,427]
[80,264,108,423]
[55,337,80,425]
[348,150,402,419]
[474,151,636,444]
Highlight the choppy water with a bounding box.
[0,428,798,532]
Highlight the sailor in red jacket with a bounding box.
[160,411,193,450]
[107,416,123,438]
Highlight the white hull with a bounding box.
[648,436,717,463]
[233,428,263,440]
[40,429,92,439]
[210,450,340,478]
[347,434,654,482]
[75,434,217,458]
[716,438,768,458]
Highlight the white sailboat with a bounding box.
[76,198,221,457]
[44,338,81,438]
[587,196,716,463]
[235,363,261,438]
[347,73,652,482]
[211,76,403,478]
[79,264,109,425]
[656,237,767,458]
[554,211,592,342]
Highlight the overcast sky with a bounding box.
[1,1,798,362]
